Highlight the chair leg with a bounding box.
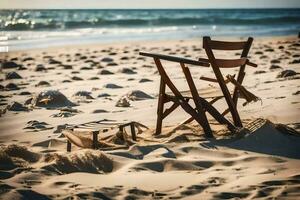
[198,97,236,133]
[180,63,213,137]
[155,78,166,135]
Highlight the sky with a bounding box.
[1,0,300,9]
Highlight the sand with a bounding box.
[0,36,300,199]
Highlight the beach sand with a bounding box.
[0,36,300,199]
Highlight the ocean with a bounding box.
[1,9,300,51]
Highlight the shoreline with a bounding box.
[4,34,298,54]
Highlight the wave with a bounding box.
[2,16,300,31]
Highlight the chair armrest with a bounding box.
[139,52,210,67]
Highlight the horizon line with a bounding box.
[1,7,300,10]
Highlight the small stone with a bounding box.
[19,91,31,95]
[265,48,274,52]
[80,66,92,70]
[269,65,282,70]
[6,72,22,79]
[107,62,118,66]
[104,83,123,89]
[23,57,34,62]
[36,81,51,87]
[5,83,19,91]
[99,69,114,75]
[254,51,263,55]
[2,61,19,69]
[290,59,300,64]
[119,67,136,74]
[120,56,129,60]
[254,70,266,74]
[293,91,300,95]
[126,90,153,101]
[73,91,94,99]
[72,76,83,81]
[139,78,153,83]
[35,64,47,72]
[270,59,280,64]
[48,59,61,65]
[61,64,73,70]
[277,70,297,78]
[101,57,113,62]
[97,93,111,98]
[92,109,108,113]
[89,77,100,80]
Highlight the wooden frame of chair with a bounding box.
[201,36,255,127]
[139,52,237,137]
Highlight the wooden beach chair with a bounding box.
[139,52,237,137]
[198,36,258,127]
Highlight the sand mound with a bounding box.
[33,90,76,108]
[0,145,40,170]
[7,102,29,112]
[216,119,300,159]
[42,150,114,174]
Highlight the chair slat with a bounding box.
[215,58,247,68]
[204,39,247,50]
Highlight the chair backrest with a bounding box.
[202,36,253,127]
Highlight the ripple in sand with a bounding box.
[6,72,22,79]
[33,90,76,108]
[51,108,82,118]
[24,120,53,132]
